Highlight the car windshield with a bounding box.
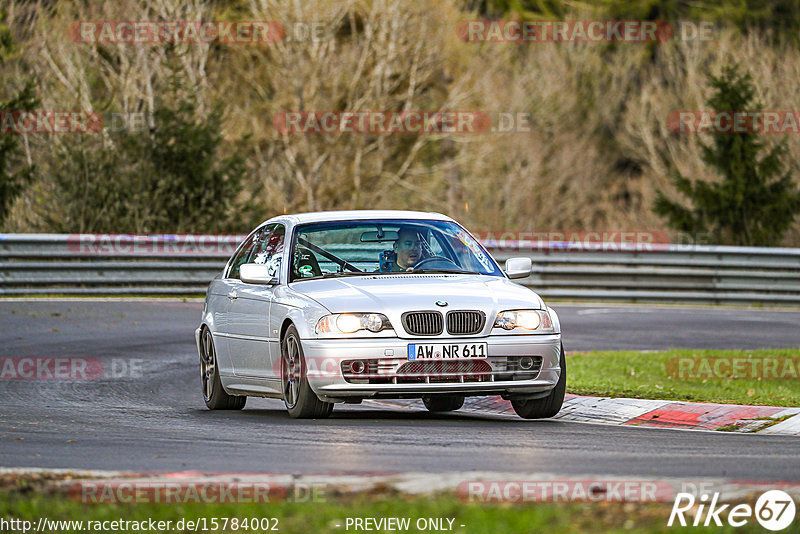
[289,219,503,281]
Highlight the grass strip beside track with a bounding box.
[568,348,800,406]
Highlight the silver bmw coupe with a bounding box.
[196,210,565,419]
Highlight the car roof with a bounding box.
[262,210,454,226]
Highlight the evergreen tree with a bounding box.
[0,10,37,228]
[654,66,800,246]
[43,47,249,233]
[0,83,37,227]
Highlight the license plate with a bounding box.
[407,342,488,361]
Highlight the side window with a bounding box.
[249,224,285,279]
[227,232,258,280]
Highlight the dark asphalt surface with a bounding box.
[1,300,799,480]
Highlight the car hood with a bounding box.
[290,274,544,314]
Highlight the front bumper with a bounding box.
[301,334,562,400]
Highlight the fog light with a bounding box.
[350,360,367,374]
[519,356,534,370]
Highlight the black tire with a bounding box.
[511,344,566,419]
[281,325,334,419]
[200,328,246,410]
[423,395,465,412]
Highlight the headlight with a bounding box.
[493,310,554,332]
[337,314,362,333]
[316,313,393,334]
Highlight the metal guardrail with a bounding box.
[1,234,800,305]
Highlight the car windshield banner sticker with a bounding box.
[451,229,493,270]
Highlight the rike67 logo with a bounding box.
[669,490,796,531]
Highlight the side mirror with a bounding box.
[240,263,278,285]
[504,257,532,279]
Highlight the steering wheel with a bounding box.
[412,256,459,269]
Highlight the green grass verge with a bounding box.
[0,491,763,534]
[567,348,800,406]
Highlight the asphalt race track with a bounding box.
[2,300,800,480]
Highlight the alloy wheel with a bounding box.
[201,330,216,401]
[283,334,301,408]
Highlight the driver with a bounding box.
[391,226,424,271]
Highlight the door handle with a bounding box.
[227,290,238,301]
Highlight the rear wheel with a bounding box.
[282,325,334,419]
[200,328,246,410]
[511,344,566,419]
[423,395,465,412]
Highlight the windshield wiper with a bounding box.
[299,269,481,280]
[293,272,367,281]
[406,268,481,275]
[321,271,369,278]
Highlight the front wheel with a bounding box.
[281,325,334,419]
[200,328,246,410]
[511,344,566,419]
